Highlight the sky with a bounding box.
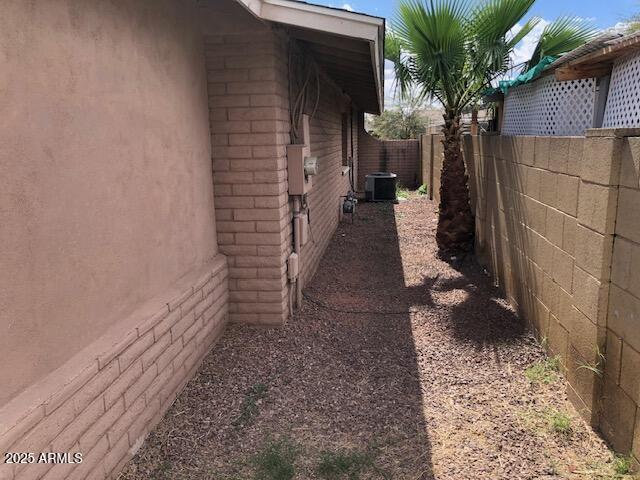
[325,0,637,29]
[321,0,639,107]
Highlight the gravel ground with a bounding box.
[121,194,626,480]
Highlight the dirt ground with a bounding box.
[121,194,629,480]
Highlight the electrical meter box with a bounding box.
[287,115,316,195]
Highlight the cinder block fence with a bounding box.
[357,114,422,190]
[423,129,640,462]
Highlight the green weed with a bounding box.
[252,438,299,480]
[316,449,376,479]
[548,409,573,436]
[525,356,561,384]
[396,184,409,200]
[577,344,606,378]
[612,454,633,475]
[418,184,429,195]
[233,383,268,427]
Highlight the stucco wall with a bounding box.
[422,131,640,463]
[0,1,233,478]
[0,0,218,406]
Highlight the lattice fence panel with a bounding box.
[502,83,535,135]
[502,76,595,136]
[603,51,640,128]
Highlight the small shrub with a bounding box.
[316,449,375,479]
[252,438,298,480]
[418,183,429,195]
[612,454,633,475]
[525,356,561,384]
[548,410,573,436]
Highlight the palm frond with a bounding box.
[395,0,470,107]
[389,0,549,114]
[523,16,598,71]
[468,0,537,78]
[470,0,536,43]
[506,16,540,49]
[385,30,414,99]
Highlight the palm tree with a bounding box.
[387,0,593,253]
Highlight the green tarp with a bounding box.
[484,56,558,96]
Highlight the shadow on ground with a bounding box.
[122,196,614,480]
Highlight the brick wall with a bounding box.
[205,26,291,325]
[203,1,364,318]
[0,1,372,478]
[0,257,228,480]
[297,74,354,287]
[422,130,640,463]
[358,114,421,190]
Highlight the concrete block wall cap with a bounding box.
[97,330,138,370]
[499,134,584,139]
[0,405,44,453]
[587,128,640,138]
[0,344,107,444]
[166,256,227,311]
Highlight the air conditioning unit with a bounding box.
[365,172,398,202]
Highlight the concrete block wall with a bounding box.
[205,28,292,325]
[421,134,444,202]
[467,133,617,430]
[358,115,421,190]
[0,257,228,480]
[422,130,640,460]
[608,135,640,457]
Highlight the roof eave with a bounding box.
[233,0,384,114]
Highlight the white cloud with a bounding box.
[384,60,399,108]
[328,3,354,11]
[609,21,631,33]
[509,19,550,70]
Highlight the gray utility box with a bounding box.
[365,172,397,202]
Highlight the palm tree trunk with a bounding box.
[436,112,474,253]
